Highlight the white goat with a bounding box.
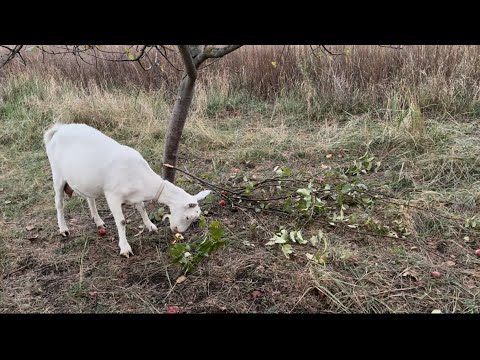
[43,123,210,258]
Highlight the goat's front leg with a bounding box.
[134,202,158,232]
[87,198,105,228]
[105,194,133,258]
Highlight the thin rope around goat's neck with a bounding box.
[153,181,167,202]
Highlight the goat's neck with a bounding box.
[147,174,188,207]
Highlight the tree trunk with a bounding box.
[162,74,196,182]
[161,45,241,183]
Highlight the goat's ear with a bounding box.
[194,189,211,202]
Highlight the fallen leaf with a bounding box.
[176,275,187,284]
[410,246,418,250]
[0,188,4,192]
[4,200,11,204]
[25,225,35,231]
[445,260,456,267]
[27,234,39,240]
[326,154,333,159]
[88,291,98,297]
[431,309,442,314]
[401,268,419,281]
[219,306,227,311]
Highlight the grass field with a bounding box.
[1,45,479,313]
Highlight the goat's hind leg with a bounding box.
[52,175,69,237]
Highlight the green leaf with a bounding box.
[321,233,328,253]
[281,244,293,258]
[289,231,297,243]
[297,230,308,244]
[198,215,207,229]
[309,235,318,246]
[209,221,224,241]
[243,181,254,195]
[154,207,166,221]
[275,166,292,176]
[306,252,325,265]
[282,166,292,176]
[341,184,352,194]
[269,229,289,244]
[275,234,288,244]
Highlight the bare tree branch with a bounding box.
[204,45,243,58]
[155,46,182,71]
[194,45,243,67]
[379,45,403,50]
[320,45,345,56]
[0,45,24,67]
[178,45,197,80]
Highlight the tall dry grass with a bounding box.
[2,45,480,118]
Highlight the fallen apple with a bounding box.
[219,199,226,206]
[97,227,107,237]
[431,271,441,278]
[475,249,480,257]
[165,306,180,314]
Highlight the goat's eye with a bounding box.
[186,216,189,221]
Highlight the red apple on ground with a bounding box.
[97,227,107,237]
[166,306,180,314]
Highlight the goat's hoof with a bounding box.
[60,230,70,237]
[120,246,134,258]
[120,250,134,258]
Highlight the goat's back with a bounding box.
[44,123,151,197]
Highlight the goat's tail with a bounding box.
[43,123,64,146]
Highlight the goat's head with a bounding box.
[165,189,211,233]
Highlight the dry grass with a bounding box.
[3,45,480,117]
